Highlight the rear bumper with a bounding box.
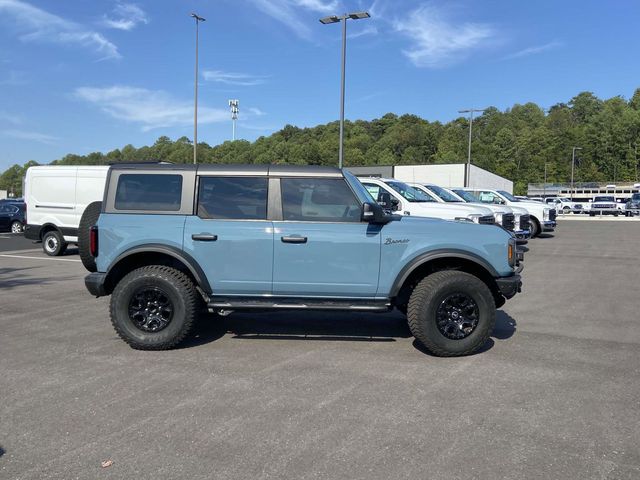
[85,272,107,297]
[496,274,522,299]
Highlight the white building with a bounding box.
[347,164,513,193]
[0,190,7,200]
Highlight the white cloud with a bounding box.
[393,3,495,68]
[0,0,120,59]
[74,85,233,131]
[0,111,23,125]
[347,24,378,39]
[247,0,339,39]
[247,107,266,116]
[503,41,562,60]
[2,129,58,144]
[102,3,148,31]
[202,70,269,86]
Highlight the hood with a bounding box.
[409,202,493,216]
[467,202,511,215]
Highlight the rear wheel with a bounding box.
[10,221,23,233]
[407,271,496,357]
[110,266,198,350]
[42,230,67,256]
[78,201,102,272]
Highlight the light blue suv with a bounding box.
[84,164,523,356]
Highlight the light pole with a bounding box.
[571,146,582,200]
[320,11,370,169]
[544,162,548,199]
[458,108,486,187]
[191,13,206,164]
[228,99,239,141]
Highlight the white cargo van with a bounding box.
[24,166,109,255]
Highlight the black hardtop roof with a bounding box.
[109,163,343,177]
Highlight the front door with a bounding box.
[272,177,381,297]
[183,176,273,295]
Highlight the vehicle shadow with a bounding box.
[183,310,411,348]
[0,445,4,458]
[0,267,75,290]
[536,233,555,239]
[411,310,517,357]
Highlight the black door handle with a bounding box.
[192,233,218,242]
[281,236,307,244]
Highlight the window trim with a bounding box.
[195,175,270,222]
[278,177,364,224]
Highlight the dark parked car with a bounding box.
[0,201,26,233]
[625,193,640,217]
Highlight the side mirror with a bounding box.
[377,191,400,211]
[362,202,391,224]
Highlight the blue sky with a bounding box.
[1,0,639,171]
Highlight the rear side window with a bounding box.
[115,174,183,211]
[281,178,361,222]
[197,177,268,220]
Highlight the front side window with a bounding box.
[497,190,519,202]
[281,178,361,222]
[477,191,504,204]
[198,177,267,220]
[115,174,183,211]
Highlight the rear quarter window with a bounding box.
[114,174,183,211]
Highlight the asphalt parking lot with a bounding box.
[1,221,639,480]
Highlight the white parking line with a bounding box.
[0,254,81,263]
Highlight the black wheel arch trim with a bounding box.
[389,249,501,298]
[106,244,212,294]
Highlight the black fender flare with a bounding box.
[389,249,500,297]
[106,244,212,293]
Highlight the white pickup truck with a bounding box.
[461,188,555,238]
[358,178,496,224]
[545,197,585,214]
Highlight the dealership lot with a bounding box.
[1,221,639,480]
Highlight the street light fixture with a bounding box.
[458,108,486,187]
[190,13,206,164]
[571,146,582,200]
[319,11,371,169]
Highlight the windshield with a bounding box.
[633,193,640,201]
[497,190,518,202]
[452,189,479,203]
[425,184,462,203]
[594,196,614,202]
[386,181,436,202]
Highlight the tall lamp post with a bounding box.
[458,108,486,187]
[320,11,370,169]
[191,13,206,164]
[571,146,582,200]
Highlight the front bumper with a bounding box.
[85,272,107,297]
[542,220,556,232]
[24,223,42,241]
[496,274,522,299]
[514,229,530,242]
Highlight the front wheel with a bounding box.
[110,266,199,350]
[407,271,496,357]
[42,230,67,256]
[529,218,540,237]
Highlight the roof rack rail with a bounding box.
[107,160,174,166]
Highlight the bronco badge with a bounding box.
[384,238,410,245]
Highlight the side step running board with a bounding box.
[207,298,391,313]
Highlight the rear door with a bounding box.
[272,177,381,297]
[0,204,11,230]
[183,175,273,295]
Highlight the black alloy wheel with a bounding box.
[128,286,174,332]
[435,293,480,340]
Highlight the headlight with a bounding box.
[466,213,483,224]
[494,212,503,224]
[543,208,550,220]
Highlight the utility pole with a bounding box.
[190,13,206,164]
[571,146,582,201]
[320,12,371,169]
[228,99,239,141]
[458,108,486,187]
[544,163,548,199]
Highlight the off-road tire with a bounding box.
[529,217,540,238]
[78,201,102,272]
[11,221,23,233]
[42,230,67,256]
[110,266,198,350]
[407,270,496,357]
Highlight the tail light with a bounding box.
[90,226,99,257]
